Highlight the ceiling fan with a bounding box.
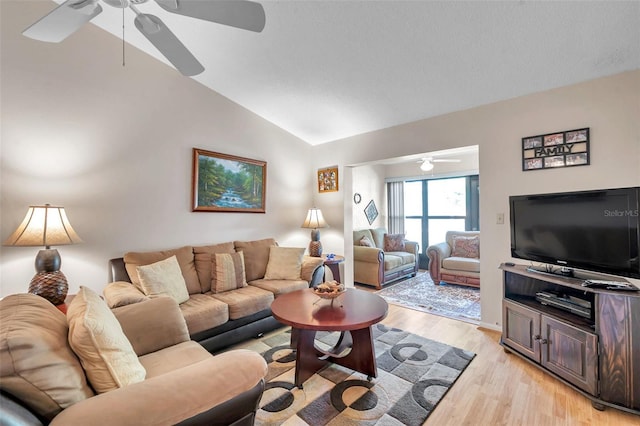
[419,156,461,172]
[22,0,266,76]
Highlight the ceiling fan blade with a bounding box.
[134,13,204,76]
[432,159,461,163]
[23,0,103,43]
[155,0,266,32]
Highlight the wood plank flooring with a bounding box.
[379,302,639,425]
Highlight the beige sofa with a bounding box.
[104,238,325,353]
[353,227,419,289]
[0,292,268,426]
[426,230,480,288]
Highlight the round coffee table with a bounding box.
[271,288,388,388]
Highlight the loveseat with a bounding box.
[104,238,325,353]
[426,230,480,288]
[0,290,268,425]
[353,227,419,289]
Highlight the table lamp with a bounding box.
[301,207,329,257]
[3,204,82,305]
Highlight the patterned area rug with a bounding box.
[375,272,481,324]
[240,324,475,426]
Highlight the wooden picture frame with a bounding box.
[522,128,590,171]
[364,200,378,225]
[192,148,266,213]
[318,167,339,193]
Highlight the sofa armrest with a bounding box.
[112,297,190,356]
[426,242,451,283]
[103,281,149,308]
[404,240,419,255]
[50,350,267,426]
[353,246,384,264]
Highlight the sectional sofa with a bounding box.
[104,238,325,352]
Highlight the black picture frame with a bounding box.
[364,200,378,225]
[522,128,589,171]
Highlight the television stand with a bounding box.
[500,263,640,415]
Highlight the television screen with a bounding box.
[509,187,640,278]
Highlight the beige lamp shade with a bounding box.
[301,208,329,230]
[4,204,83,248]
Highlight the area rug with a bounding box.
[375,272,481,324]
[243,323,475,426]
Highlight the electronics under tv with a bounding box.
[509,186,640,279]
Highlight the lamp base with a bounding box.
[28,270,68,306]
[309,241,323,257]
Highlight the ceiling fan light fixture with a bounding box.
[420,159,434,172]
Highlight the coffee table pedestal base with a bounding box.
[291,327,377,388]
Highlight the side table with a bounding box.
[322,254,345,283]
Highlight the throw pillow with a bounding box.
[67,286,146,394]
[211,252,248,293]
[234,238,277,281]
[0,294,94,421]
[136,255,190,304]
[384,233,406,252]
[359,235,374,247]
[451,235,480,258]
[264,246,305,280]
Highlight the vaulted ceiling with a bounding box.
[26,1,640,145]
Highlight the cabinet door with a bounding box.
[502,300,541,362]
[541,316,598,395]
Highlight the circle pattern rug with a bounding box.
[251,324,475,426]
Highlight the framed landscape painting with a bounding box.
[192,148,266,213]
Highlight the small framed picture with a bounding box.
[521,128,589,171]
[364,200,378,225]
[318,167,338,193]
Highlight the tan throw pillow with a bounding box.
[67,286,146,394]
[234,238,277,281]
[136,255,190,304]
[212,252,248,293]
[384,233,406,252]
[451,235,480,258]
[359,235,374,247]
[0,294,94,421]
[264,246,305,280]
[123,246,200,295]
[193,242,236,293]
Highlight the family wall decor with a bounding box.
[318,167,339,193]
[522,128,590,171]
[191,148,266,213]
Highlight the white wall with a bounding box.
[312,70,640,330]
[0,1,314,296]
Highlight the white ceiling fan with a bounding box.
[419,156,461,172]
[22,0,266,76]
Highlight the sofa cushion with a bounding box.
[0,294,94,421]
[249,279,309,296]
[179,293,229,335]
[67,287,146,394]
[384,252,416,271]
[358,235,374,247]
[384,233,406,252]
[442,256,481,273]
[301,256,325,282]
[212,252,248,293]
[210,286,274,320]
[370,228,387,249]
[264,246,305,280]
[193,242,236,293]
[353,229,374,248]
[234,238,277,282]
[139,341,211,379]
[136,255,190,304]
[103,281,149,308]
[451,235,480,258]
[124,246,201,295]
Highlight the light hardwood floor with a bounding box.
[378,302,639,425]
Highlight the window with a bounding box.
[402,175,479,267]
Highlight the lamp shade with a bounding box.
[301,208,329,229]
[4,204,83,248]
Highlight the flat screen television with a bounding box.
[509,186,640,279]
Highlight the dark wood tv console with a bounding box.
[500,263,640,415]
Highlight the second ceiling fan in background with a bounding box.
[22,0,266,76]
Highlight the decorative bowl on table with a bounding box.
[313,281,345,299]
